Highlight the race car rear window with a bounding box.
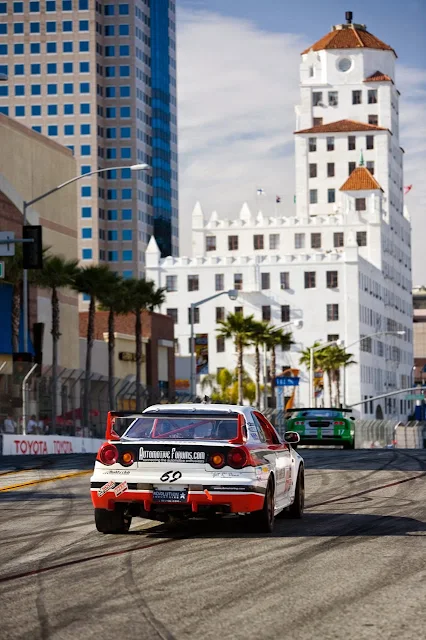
[296,410,342,419]
[121,416,240,441]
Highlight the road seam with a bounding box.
[0,470,92,492]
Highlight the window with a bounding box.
[120,65,130,77]
[120,107,131,118]
[47,84,57,95]
[327,304,339,321]
[47,63,57,74]
[215,274,224,291]
[261,273,270,290]
[63,41,73,52]
[366,161,375,175]
[120,127,131,138]
[0,45,7,56]
[104,3,114,14]
[47,42,56,53]
[46,1,56,9]
[15,106,25,116]
[216,307,225,322]
[309,137,317,152]
[327,163,335,177]
[62,0,72,9]
[166,275,177,292]
[80,62,90,73]
[368,114,378,126]
[108,251,118,262]
[106,87,116,98]
[81,165,91,175]
[167,309,178,324]
[46,21,56,33]
[80,83,90,94]
[81,145,91,156]
[82,207,92,218]
[80,41,89,52]
[30,85,40,96]
[31,105,41,116]
[188,275,199,292]
[63,62,73,74]
[106,128,116,139]
[352,90,362,105]
[234,307,243,316]
[30,1,40,9]
[327,334,339,343]
[80,103,90,114]
[309,163,317,178]
[216,336,225,353]
[309,189,318,204]
[188,308,200,324]
[64,104,74,114]
[366,135,374,150]
[122,230,132,241]
[348,161,356,175]
[327,271,338,288]
[328,188,336,203]
[82,249,92,260]
[62,21,73,32]
[348,136,356,151]
[122,209,132,220]
[105,25,115,36]
[313,117,323,126]
[228,235,238,250]
[105,46,115,57]
[328,91,338,106]
[14,43,24,54]
[122,189,131,200]
[81,228,92,239]
[327,136,335,151]
[119,24,129,36]
[81,186,91,197]
[205,236,216,251]
[64,124,74,135]
[81,124,90,135]
[312,92,323,106]
[107,208,118,218]
[30,23,41,33]
[269,234,280,250]
[254,235,264,250]
[280,272,290,290]
[120,45,130,56]
[356,198,366,212]
[79,20,89,31]
[304,272,316,288]
[368,89,378,104]
[357,231,367,246]
[334,232,344,247]
[119,3,129,15]
[122,250,133,261]
[295,233,305,249]
[15,64,24,75]
[32,126,41,133]
[311,233,321,249]
[120,148,131,159]
[262,306,271,321]
[120,86,130,97]
[0,1,6,12]
[281,305,290,322]
[106,107,116,118]
[79,0,89,8]
[234,274,243,291]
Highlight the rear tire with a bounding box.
[248,478,275,533]
[284,467,304,519]
[95,505,132,534]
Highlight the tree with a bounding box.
[248,320,271,408]
[265,328,294,407]
[74,265,118,427]
[123,279,166,410]
[97,274,127,410]
[327,346,356,405]
[216,313,256,405]
[37,255,79,432]
[299,343,355,407]
[200,367,255,404]
[299,342,324,407]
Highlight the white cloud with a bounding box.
[177,9,426,283]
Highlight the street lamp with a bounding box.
[189,289,238,397]
[341,330,405,407]
[22,164,150,352]
[309,339,342,406]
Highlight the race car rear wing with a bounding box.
[286,407,353,413]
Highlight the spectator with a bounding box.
[3,414,16,433]
[27,415,38,434]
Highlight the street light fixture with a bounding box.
[189,289,238,396]
[22,164,151,352]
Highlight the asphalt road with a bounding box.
[0,449,425,640]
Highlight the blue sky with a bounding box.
[176,0,426,281]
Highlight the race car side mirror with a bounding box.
[284,431,300,444]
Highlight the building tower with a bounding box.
[0,0,178,292]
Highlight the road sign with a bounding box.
[405,394,424,401]
[0,261,4,278]
[275,376,300,387]
[0,231,15,257]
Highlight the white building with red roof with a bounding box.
[146,13,413,420]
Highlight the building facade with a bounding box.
[0,0,178,288]
[146,14,413,419]
[413,287,426,385]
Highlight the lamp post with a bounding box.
[21,164,150,352]
[309,339,341,406]
[189,289,238,397]
[341,330,405,407]
[263,319,302,411]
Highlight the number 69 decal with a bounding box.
[160,470,182,483]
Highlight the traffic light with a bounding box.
[12,352,34,386]
[23,225,43,269]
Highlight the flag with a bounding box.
[256,188,265,196]
[404,185,413,195]
[276,195,281,203]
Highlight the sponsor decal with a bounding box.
[101,470,131,475]
[139,447,206,463]
[97,481,116,497]
[13,439,48,455]
[212,472,241,478]
[53,440,73,454]
[113,481,128,497]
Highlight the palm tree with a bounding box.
[299,341,324,407]
[97,274,127,410]
[216,313,256,404]
[123,279,166,410]
[328,346,356,405]
[248,320,271,408]
[265,328,294,407]
[37,255,80,431]
[74,265,118,427]
[200,367,255,404]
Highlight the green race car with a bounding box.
[285,408,355,449]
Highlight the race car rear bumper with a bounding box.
[90,482,266,514]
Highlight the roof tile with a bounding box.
[364,70,393,83]
[302,24,396,57]
[339,167,383,192]
[294,119,387,135]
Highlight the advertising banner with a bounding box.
[195,334,208,375]
[1,434,104,456]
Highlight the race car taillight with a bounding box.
[209,452,226,469]
[334,421,345,425]
[294,421,304,425]
[99,443,119,466]
[120,451,135,467]
[227,448,248,469]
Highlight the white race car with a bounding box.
[91,404,304,534]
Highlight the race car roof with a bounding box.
[143,404,248,414]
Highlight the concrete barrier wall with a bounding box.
[1,434,104,456]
